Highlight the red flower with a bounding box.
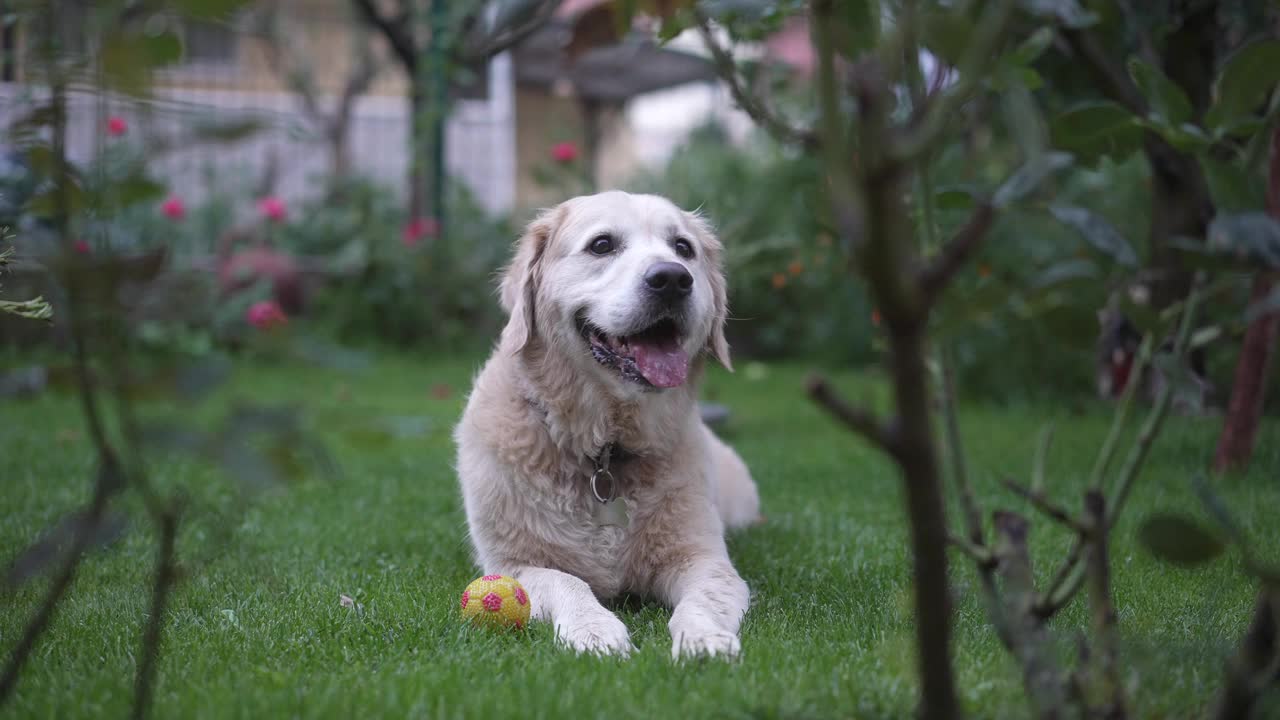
[551,141,579,164]
[106,116,127,137]
[771,272,787,290]
[871,308,882,327]
[257,196,287,223]
[160,196,185,220]
[73,239,91,255]
[246,300,288,330]
[402,217,440,247]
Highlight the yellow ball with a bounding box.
[460,574,531,630]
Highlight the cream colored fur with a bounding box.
[454,191,760,658]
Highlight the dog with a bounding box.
[454,191,761,658]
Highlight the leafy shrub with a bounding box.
[280,178,514,349]
[625,124,876,363]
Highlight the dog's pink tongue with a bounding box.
[631,337,689,388]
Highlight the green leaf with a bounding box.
[1189,325,1222,349]
[1153,352,1207,413]
[1137,119,1211,153]
[1205,40,1280,134]
[1027,258,1099,292]
[1138,513,1225,567]
[1128,58,1194,129]
[831,0,878,58]
[113,175,166,207]
[1050,101,1143,165]
[1049,205,1139,267]
[1207,212,1280,268]
[172,0,253,19]
[100,34,151,95]
[1002,81,1047,159]
[1201,157,1264,212]
[992,152,1073,208]
[26,180,85,218]
[934,185,978,211]
[1019,0,1097,28]
[0,296,53,322]
[1168,236,1270,272]
[1009,27,1055,66]
[920,7,974,68]
[1191,473,1245,545]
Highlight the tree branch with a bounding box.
[805,375,900,458]
[892,0,1019,162]
[992,511,1069,715]
[947,533,994,568]
[351,0,416,71]
[1001,477,1089,534]
[917,202,996,305]
[131,507,179,720]
[455,0,559,63]
[695,14,818,150]
[1081,491,1126,717]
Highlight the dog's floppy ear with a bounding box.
[688,212,732,371]
[499,207,559,352]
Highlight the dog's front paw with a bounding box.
[670,625,741,660]
[557,611,633,657]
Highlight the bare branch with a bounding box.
[893,0,1019,162]
[351,0,416,71]
[695,14,818,150]
[1081,491,1127,717]
[1040,283,1206,619]
[131,507,179,720]
[333,35,382,136]
[918,202,996,305]
[992,511,1070,715]
[947,533,994,568]
[805,374,900,457]
[1030,423,1055,495]
[455,0,559,63]
[1001,477,1089,534]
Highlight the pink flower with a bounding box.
[402,217,440,247]
[246,300,288,330]
[551,141,578,164]
[106,116,127,137]
[160,196,185,220]
[257,196,287,223]
[73,239,91,255]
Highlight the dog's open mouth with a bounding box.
[578,314,689,389]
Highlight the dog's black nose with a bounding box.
[644,261,693,301]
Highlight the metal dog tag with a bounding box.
[594,497,630,528]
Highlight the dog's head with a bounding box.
[499,191,730,392]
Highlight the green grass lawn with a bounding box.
[2,353,1279,719]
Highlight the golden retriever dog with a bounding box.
[454,191,760,658]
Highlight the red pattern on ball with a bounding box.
[514,587,528,606]
[482,592,503,611]
[482,574,502,581]
[460,590,469,609]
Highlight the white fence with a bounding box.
[0,52,516,216]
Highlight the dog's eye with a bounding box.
[673,238,695,259]
[588,235,614,255]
